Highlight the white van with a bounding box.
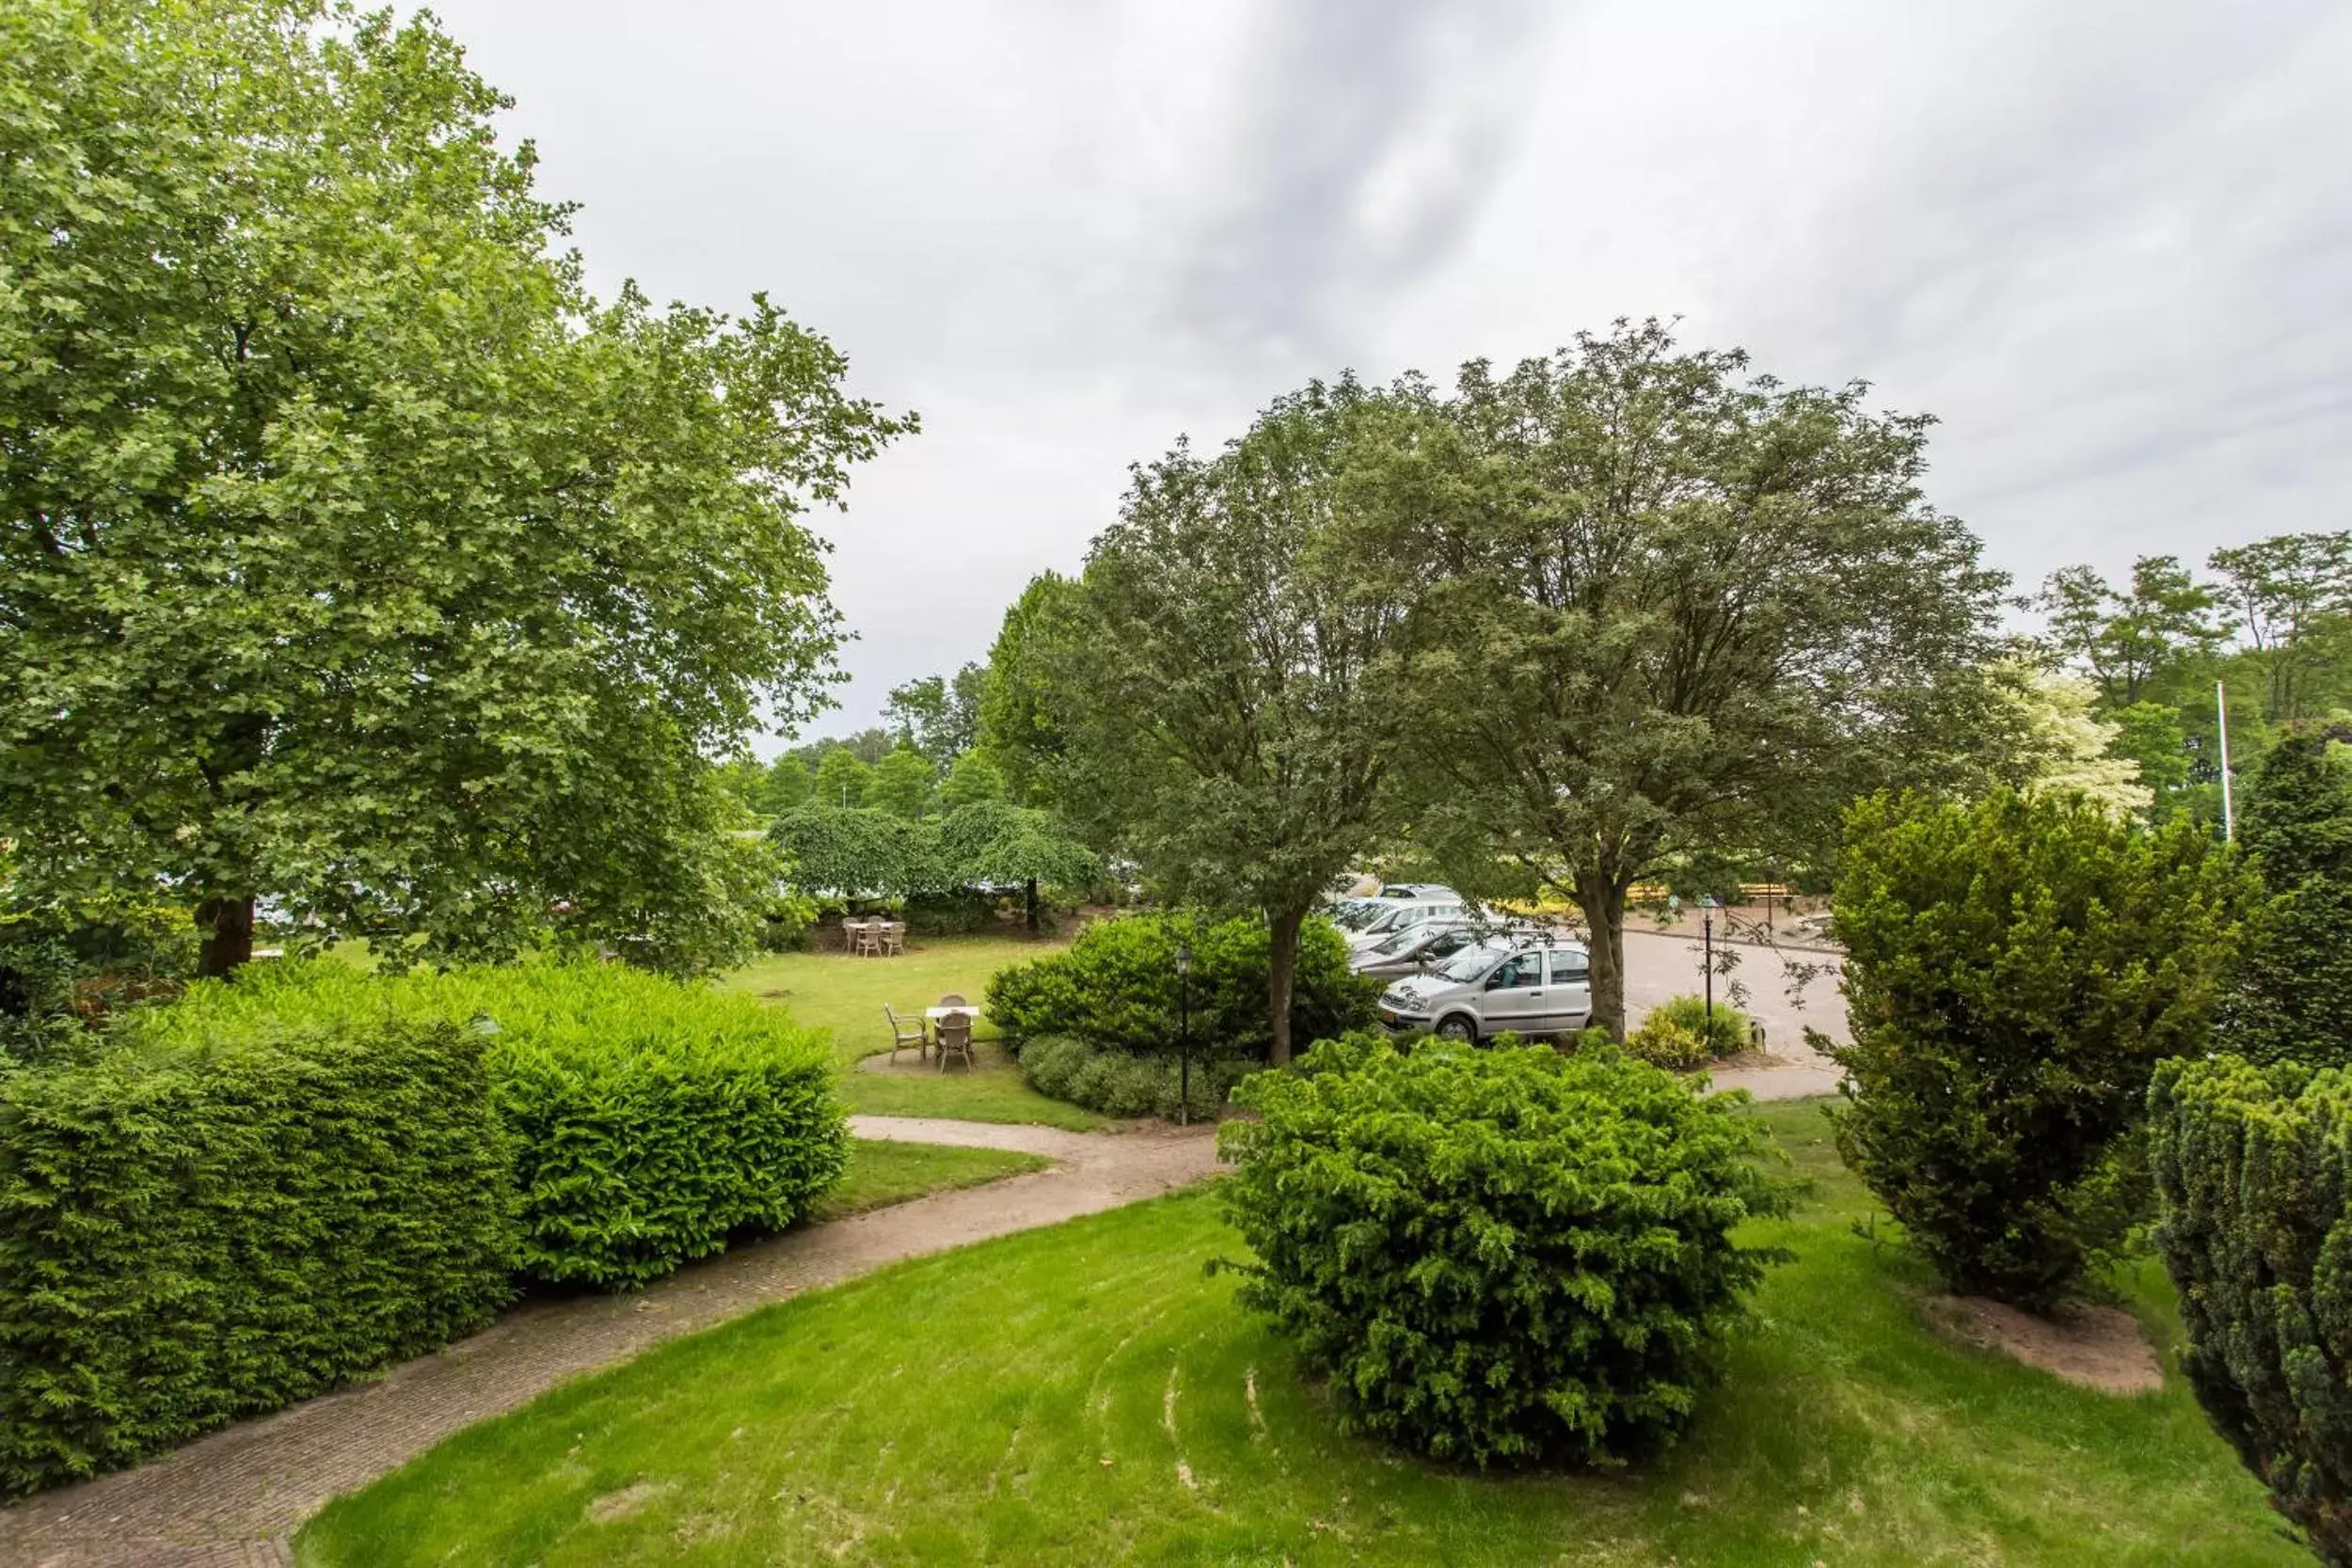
[1375,939,1593,1042]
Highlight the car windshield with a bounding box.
[1331,901,1385,930]
[1371,927,1424,957]
[1431,944,1503,983]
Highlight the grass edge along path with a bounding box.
[296,1101,2295,1567]
[812,1139,1054,1222]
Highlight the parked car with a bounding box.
[1345,897,1467,951]
[1375,939,1593,1041]
[1350,917,1486,978]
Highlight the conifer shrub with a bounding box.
[1829,788,2242,1308]
[0,1014,515,1495]
[1216,1032,1789,1467]
[2149,1054,2351,1567]
[2222,733,2352,1069]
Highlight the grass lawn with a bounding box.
[298,1101,2296,1567]
[809,1139,1053,1223]
[719,935,1107,1130]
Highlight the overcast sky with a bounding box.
[421,0,2352,747]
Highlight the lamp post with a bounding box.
[1175,942,1194,1126]
[1698,895,1718,1022]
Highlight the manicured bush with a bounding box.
[1829,788,2244,1308]
[1216,1032,1789,1468]
[0,1014,516,1496]
[153,960,849,1289]
[1017,1033,1251,1121]
[2149,1054,2351,1567]
[2222,733,2352,1069]
[1626,995,1750,1069]
[987,911,1377,1060]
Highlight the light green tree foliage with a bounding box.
[811,747,872,809]
[867,745,934,819]
[757,755,813,816]
[883,664,984,766]
[939,800,1094,933]
[1994,664,2152,816]
[1370,322,2005,1036]
[767,805,940,900]
[0,1,908,975]
[976,572,1088,806]
[2209,532,2352,728]
[937,751,1008,812]
[1055,382,1410,1065]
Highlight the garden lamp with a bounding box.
[1174,942,1193,1126]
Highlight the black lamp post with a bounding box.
[1175,942,1194,1126]
[1698,895,1718,1022]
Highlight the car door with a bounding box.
[1544,949,1593,1031]
[1477,951,1549,1034]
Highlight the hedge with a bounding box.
[1216,1032,1790,1467]
[1017,1034,1253,1121]
[151,959,850,1289]
[2149,1054,2351,1566]
[986,911,1377,1060]
[0,1014,515,1496]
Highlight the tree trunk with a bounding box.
[1025,878,1040,936]
[1266,904,1306,1068]
[1573,874,1629,1038]
[195,894,256,978]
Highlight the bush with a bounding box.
[0,891,197,1069]
[2149,1054,2351,1567]
[151,959,849,1289]
[1829,788,2244,1308]
[1017,1034,1251,1121]
[903,887,997,936]
[1626,996,1750,1069]
[2222,733,2352,1068]
[0,1014,515,1496]
[1216,1032,1789,1468]
[986,911,1378,1060]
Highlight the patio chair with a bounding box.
[933,1014,975,1072]
[879,922,906,957]
[884,1005,929,1064]
[937,992,967,1007]
[850,922,881,958]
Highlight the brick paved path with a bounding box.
[0,1117,1223,1568]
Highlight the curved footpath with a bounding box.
[0,1117,1223,1568]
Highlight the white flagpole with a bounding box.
[2217,680,2235,844]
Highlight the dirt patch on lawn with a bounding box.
[1924,1295,2163,1394]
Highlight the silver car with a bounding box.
[1344,898,1467,952]
[1376,940,1594,1042]
[1349,918,1488,979]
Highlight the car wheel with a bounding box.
[1436,1014,1478,1043]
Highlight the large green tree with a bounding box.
[883,664,984,766]
[2220,731,2352,1067]
[1055,381,1409,1065]
[0,0,908,974]
[1369,321,2006,1035]
[975,572,1087,807]
[867,744,934,819]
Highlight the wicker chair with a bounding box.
[933,1014,976,1072]
[883,1005,928,1064]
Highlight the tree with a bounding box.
[1994,664,2152,816]
[757,755,813,816]
[811,747,872,809]
[0,1,909,975]
[1371,321,2007,1036]
[940,800,1093,933]
[1829,788,2244,1308]
[2032,555,2221,709]
[2209,533,2352,726]
[2220,732,2352,1067]
[1053,381,1409,1065]
[867,744,934,819]
[767,805,942,900]
[937,750,1008,813]
[883,664,984,765]
[975,572,1088,806]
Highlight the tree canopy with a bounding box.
[0,0,908,974]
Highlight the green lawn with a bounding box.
[298,1102,2295,1567]
[809,1139,1053,1223]
[719,936,1106,1130]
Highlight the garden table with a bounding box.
[924,1006,979,1024]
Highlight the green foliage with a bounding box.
[769,804,943,899]
[2149,1054,2352,1567]
[884,665,985,765]
[757,755,814,816]
[0,1012,516,1495]
[938,751,1009,812]
[939,800,1095,892]
[1216,1032,1789,1467]
[0,2,909,974]
[149,960,848,1290]
[1829,787,2245,1307]
[986,912,1376,1062]
[2223,733,2352,1067]
[976,571,1088,807]
[868,745,936,819]
[812,747,874,810]
[1625,996,1749,1069]
[0,885,198,1067]
[1016,1034,1248,1121]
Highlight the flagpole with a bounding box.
[2217,680,2235,844]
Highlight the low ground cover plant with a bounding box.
[1216,1031,1789,1467]
[152,958,848,1288]
[0,1014,515,1495]
[1016,1033,1250,1120]
[1830,787,2242,1308]
[2150,1053,2351,1567]
[1624,994,1751,1069]
[987,911,1375,1062]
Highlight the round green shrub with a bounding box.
[1019,1033,1248,1121]
[1216,1032,1790,1468]
[1625,996,1750,1069]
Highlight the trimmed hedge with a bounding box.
[987,911,1377,1060]
[2150,1054,2351,1566]
[0,1015,515,1496]
[152,960,850,1289]
[1017,1034,1252,1121]
[1216,1032,1790,1467]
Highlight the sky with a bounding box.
[420,0,2352,748]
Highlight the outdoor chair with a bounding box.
[884,1005,929,1064]
[937,992,967,1007]
[880,922,906,957]
[933,1015,975,1072]
[849,922,881,958]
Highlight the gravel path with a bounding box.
[0,1117,1222,1568]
